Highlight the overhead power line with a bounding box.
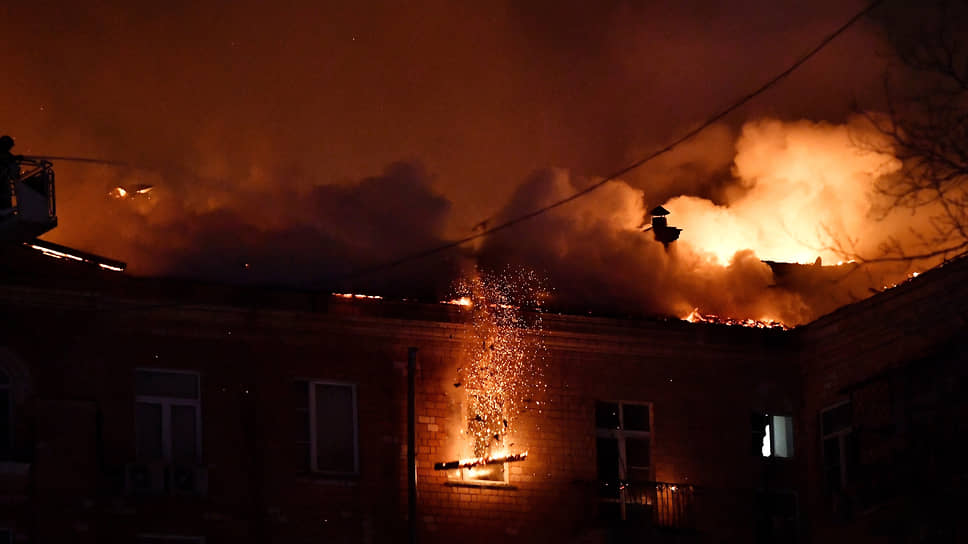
[336,0,885,284]
[22,155,130,167]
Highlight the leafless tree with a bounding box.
[853,0,968,264]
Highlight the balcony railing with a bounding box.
[599,480,696,530]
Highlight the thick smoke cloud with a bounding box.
[0,1,941,324]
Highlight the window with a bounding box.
[295,380,358,475]
[596,401,652,520]
[135,369,201,464]
[0,369,11,460]
[752,413,794,458]
[448,390,508,485]
[821,401,854,492]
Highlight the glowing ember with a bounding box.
[452,269,547,462]
[441,296,472,307]
[880,270,924,291]
[331,292,383,300]
[109,184,154,200]
[683,307,788,330]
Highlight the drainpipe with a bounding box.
[408,347,418,544]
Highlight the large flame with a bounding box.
[665,118,902,265]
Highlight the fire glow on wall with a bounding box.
[434,270,547,481]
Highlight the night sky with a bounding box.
[0,1,936,320]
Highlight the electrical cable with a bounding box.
[333,0,885,284]
[21,155,130,167]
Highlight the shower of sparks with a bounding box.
[453,268,549,458]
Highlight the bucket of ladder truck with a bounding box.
[1,159,57,241]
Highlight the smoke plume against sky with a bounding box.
[0,1,943,324]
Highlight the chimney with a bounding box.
[647,205,682,247]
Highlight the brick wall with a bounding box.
[797,258,968,542]
[0,283,799,543]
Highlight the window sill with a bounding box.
[295,471,359,485]
[0,462,30,476]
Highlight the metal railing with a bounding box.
[16,159,56,219]
[599,480,696,530]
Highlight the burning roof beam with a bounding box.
[433,451,528,471]
[24,239,126,272]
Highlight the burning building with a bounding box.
[0,241,964,543]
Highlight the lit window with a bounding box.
[449,390,509,485]
[752,413,794,458]
[295,381,358,475]
[596,401,652,520]
[135,369,201,464]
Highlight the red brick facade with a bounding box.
[0,251,965,543]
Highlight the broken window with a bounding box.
[753,413,794,458]
[295,380,359,475]
[595,401,652,520]
[449,390,509,485]
[135,369,201,464]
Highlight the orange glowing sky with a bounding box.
[0,1,947,323]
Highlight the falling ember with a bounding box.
[450,268,547,467]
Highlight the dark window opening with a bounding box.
[295,380,358,475]
[595,401,653,521]
[134,369,201,464]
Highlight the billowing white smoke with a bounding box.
[480,117,924,325]
[665,118,902,265]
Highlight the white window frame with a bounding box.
[305,380,359,475]
[596,400,653,520]
[820,400,852,491]
[759,413,795,459]
[135,368,202,464]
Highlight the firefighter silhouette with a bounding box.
[1,135,22,211]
